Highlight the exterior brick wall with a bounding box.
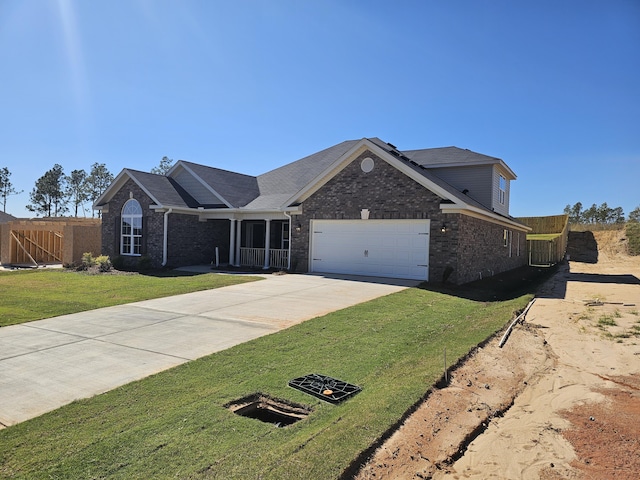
[101,178,229,269]
[456,215,528,284]
[103,158,528,280]
[290,150,457,281]
[166,216,229,267]
[289,149,527,284]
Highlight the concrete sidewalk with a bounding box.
[0,273,415,428]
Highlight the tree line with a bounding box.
[564,202,640,224]
[0,157,173,218]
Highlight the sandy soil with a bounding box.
[355,230,640,479]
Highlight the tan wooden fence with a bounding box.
[517,214,569,266]
[0,218,101,267]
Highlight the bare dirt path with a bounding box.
[355,230,640,479]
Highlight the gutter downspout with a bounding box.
[283,211,292,270]
[162,208,173,267]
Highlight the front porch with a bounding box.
[239,247,289,269]
[229,219,291,270]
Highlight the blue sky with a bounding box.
[1,0,638,219]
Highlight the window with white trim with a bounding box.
[121,199,142,256]
[503,229,512,257]
[281,222,290,250]
[498,174,507,205]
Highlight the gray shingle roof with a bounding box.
[179,161,259,208]
[113,138,516,220]
[252,140,360,208]
[126,169,197,208]
[401,146,503,167]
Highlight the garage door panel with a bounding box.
[311,220,429,281]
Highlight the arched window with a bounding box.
[121,199,142,255]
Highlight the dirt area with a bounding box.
[354,230,640,479]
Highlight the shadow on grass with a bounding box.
[138,269,209,278]
[422,264,561,302]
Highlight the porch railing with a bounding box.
[239,248,289,269]
[269,249,289,269]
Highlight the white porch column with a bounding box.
[228,218,236,266]
[263,219,271,270]
[235,219,242,266]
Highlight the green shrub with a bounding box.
[111,256,125,270]
[626,222,640,255]
[137,255,153,271]
[79,252,95,271]
[95,255,112,272]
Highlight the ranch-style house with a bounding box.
[94,137,530,284]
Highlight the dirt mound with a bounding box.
[352,238,640,479]
[591,229,632,260]
[568,228,632,264]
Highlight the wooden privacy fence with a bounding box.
[526,237,566,266]
[0,219,101,267]
[517,214,569,267]
[10,229,63,265]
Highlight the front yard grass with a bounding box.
[0,269,261,327]
[0,274,535,479]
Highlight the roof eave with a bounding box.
[440,203,531,230]
[92,169,164,210]
[173,162,234,208]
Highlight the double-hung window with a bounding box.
[121,199,142,255]
[498,175,507,205]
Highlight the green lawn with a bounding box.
[0,269,261,327]
[0,268,536,479]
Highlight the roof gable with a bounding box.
[282,138,472,208]
[94,169,197,209]
[172,161,259,208]
[250,140,360,209]
[281,138,527,230]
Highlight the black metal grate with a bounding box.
[288,373,361,404]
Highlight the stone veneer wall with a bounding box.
[101,178,229,268]
[289,150,458,282]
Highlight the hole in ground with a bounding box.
[226,394,311,428]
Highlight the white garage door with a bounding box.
[310,219,430,281]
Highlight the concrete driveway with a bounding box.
[0,272,416,428]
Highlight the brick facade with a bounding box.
[289,150,527,284]
[101,179,229,269]
[289,150,457,281]
[456,215,528,284]
[102,152,527,282]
